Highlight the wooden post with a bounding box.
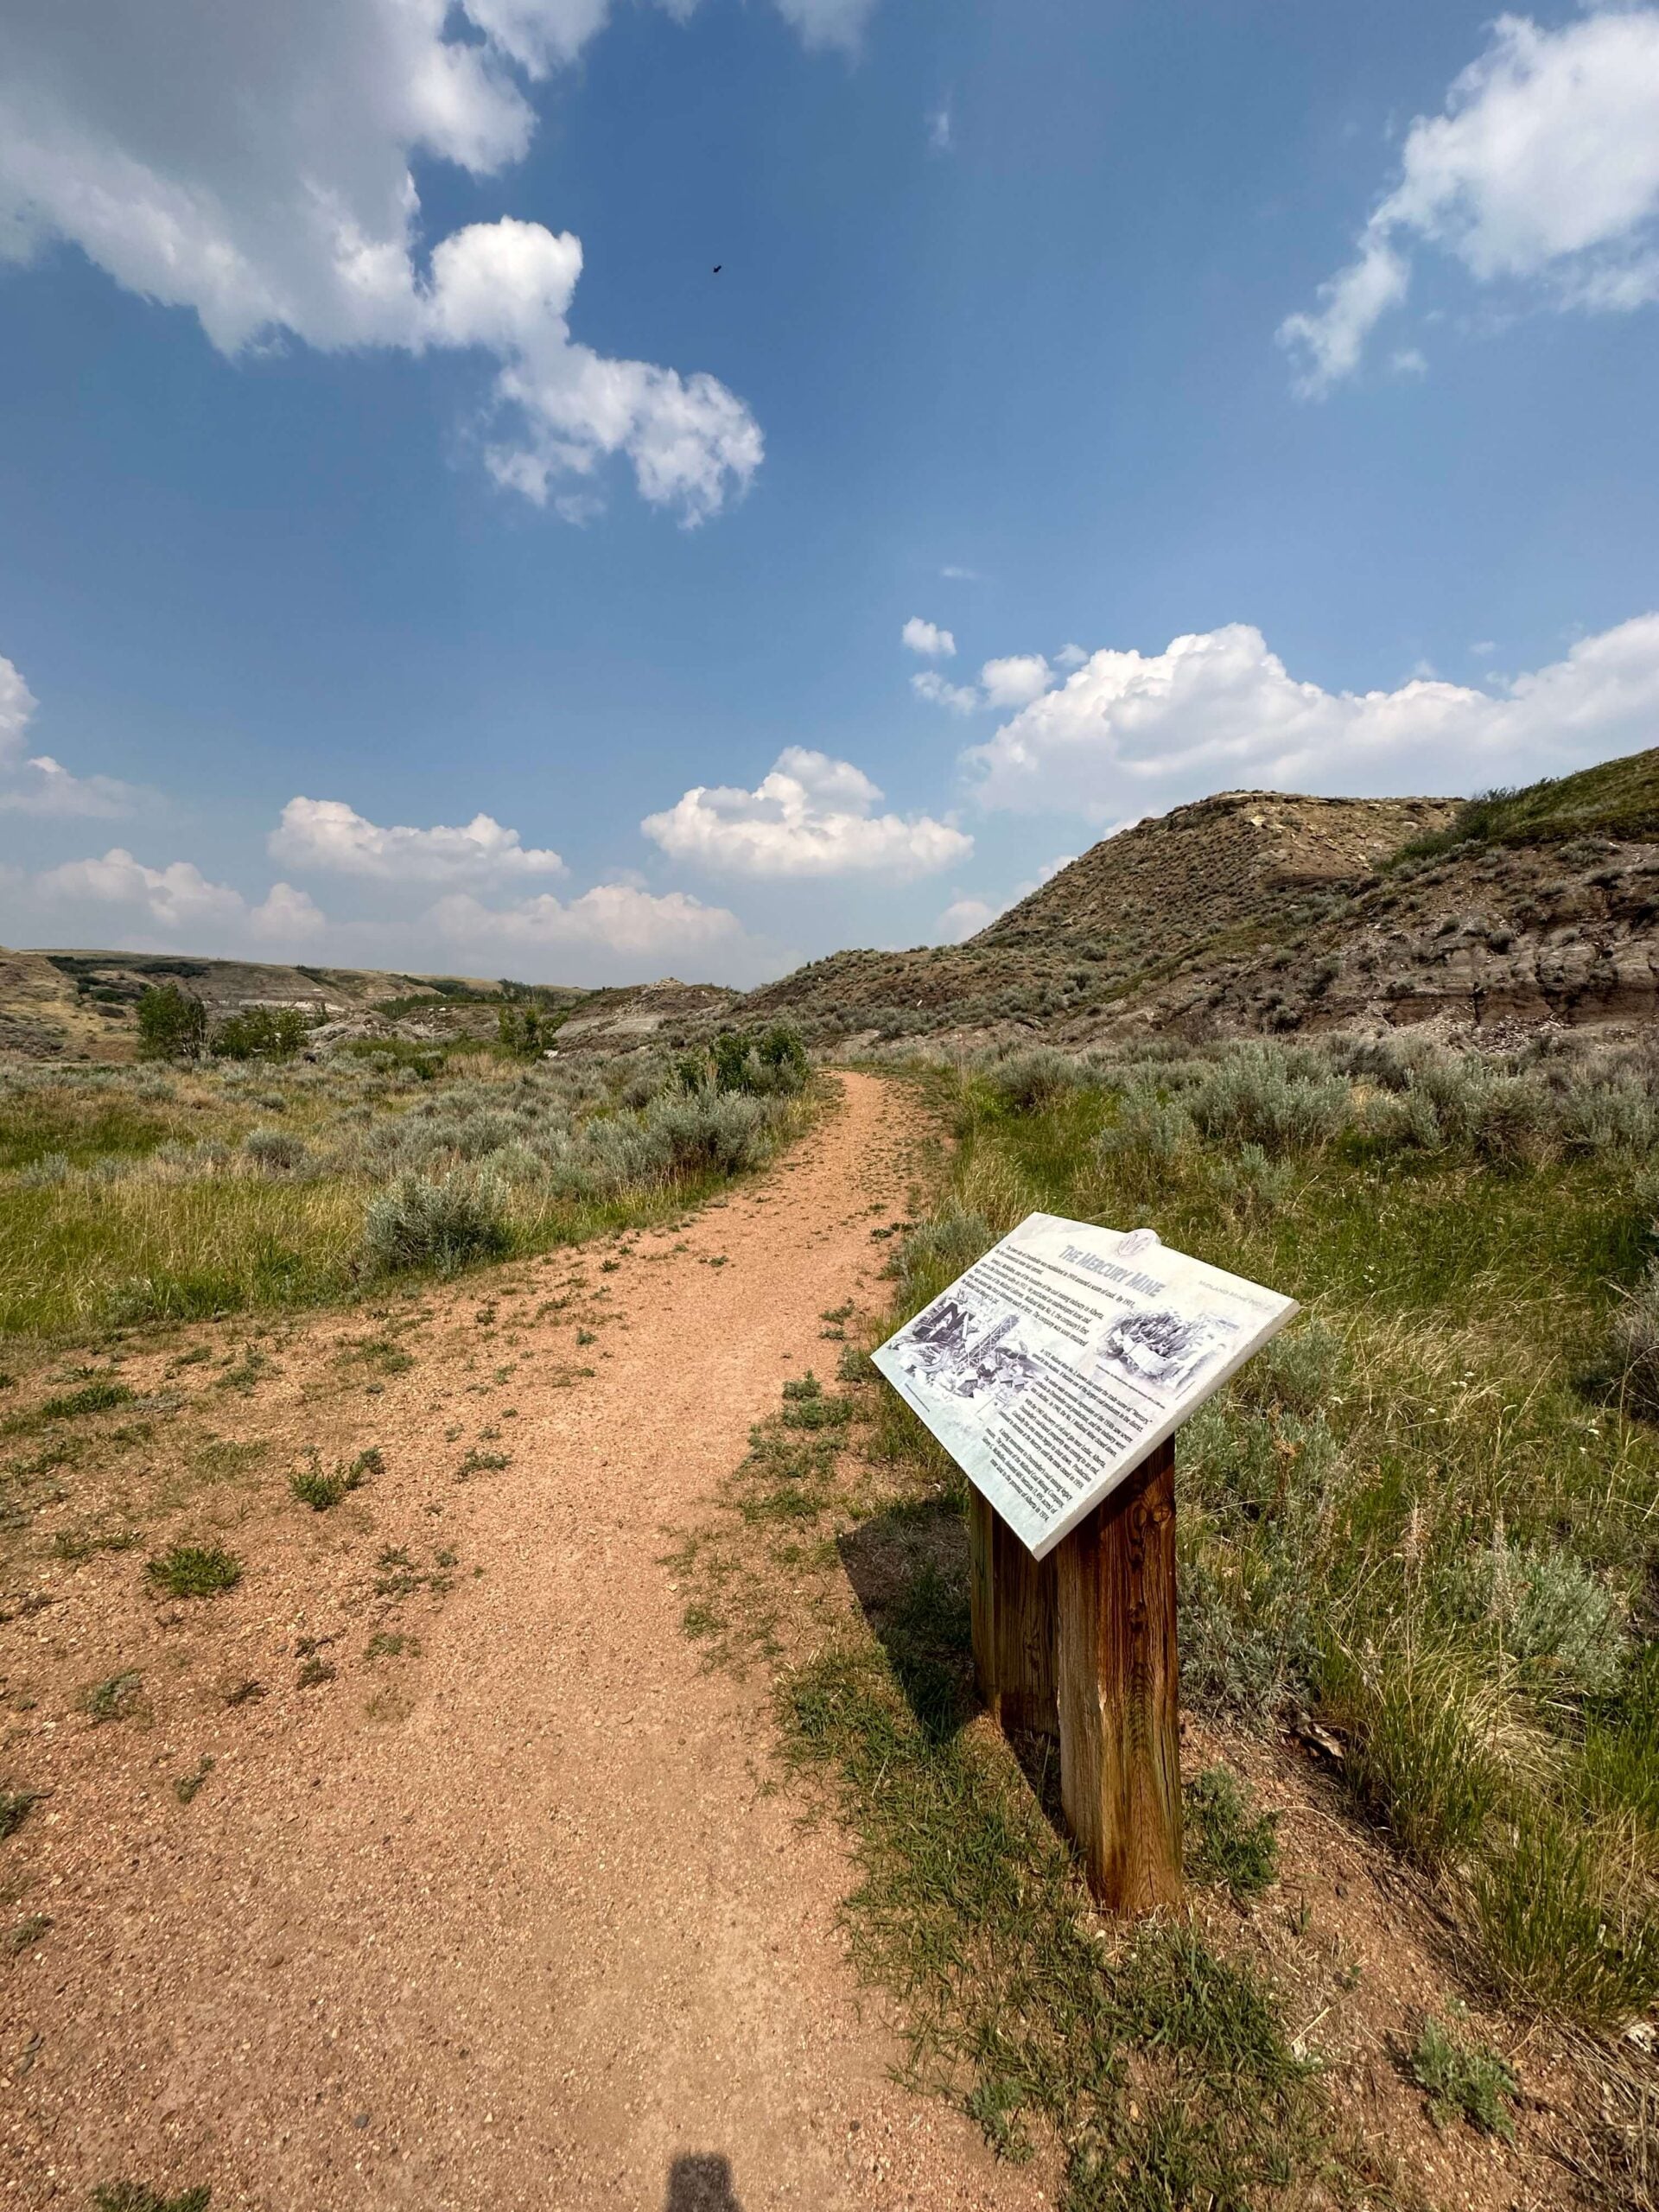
[1054,1437,1182,1913]
[968,1488,1058,1737]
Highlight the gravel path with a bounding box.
[4,1073,1047,2212]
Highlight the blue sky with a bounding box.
[2,1,1658,983]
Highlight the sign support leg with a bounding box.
[1054,1437,1182,1912]
[968,1487,1057,1736]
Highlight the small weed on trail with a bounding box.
[289,1446,381,1510]
[0,1783,42,1837]
[144,1543,242,1598]
[340,1334,414,1376]
[36,1378,135,1421]
[174,1756,214,1805]
[92,2182,212,2212]
[5,1912,50,1954]
[83,1669,144,1724]
[1408,2007,1519,2141]
[454,1448,509,1480]
[779,1372,854,1432]
[213,1345,275,1395]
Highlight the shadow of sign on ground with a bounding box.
[836,1503,1066,1829]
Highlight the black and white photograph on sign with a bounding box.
[1095,1306,1240,1401]
[892,1294,1043,1409]
[873,1212,1296,1560]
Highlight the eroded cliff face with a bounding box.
[1098,835,1659,1044]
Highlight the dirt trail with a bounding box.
[5,1074,1047,2212]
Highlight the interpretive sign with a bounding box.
[873,1213,1297,1562]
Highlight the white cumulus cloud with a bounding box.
[0,651,141,817]
[642,746,972,879]
[1281,9,1659,393]
[248,881,328,947]
[0,2,778,519]
[965,614,1659,818]
[772,0,881,53]
[979,654,1053,709]
[429,882,742,959]
[911,671,981,715]
[902,617,957,658]
[29,848,326,952]
[36,849,251,935]
[270,796,564,885]
[935,895,997,944]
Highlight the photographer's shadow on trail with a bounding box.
[664,2152,743,2210]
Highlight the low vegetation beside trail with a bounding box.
[0,1022,811,1339]
[677,1029,1659,2209]
[932,1033,1659,2026]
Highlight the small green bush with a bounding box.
[1187,1050,1351,1157]
[680,1023,809,1097]
[1408,2008,1518,2141]
[242,1127,310,1174]
[982,1046,1087,1114]
[137,983,208,1063]
[362,1168,512,1275]
[212,1005,308,1060]
[143,1543,243,1599]
[289,1447,380,1511]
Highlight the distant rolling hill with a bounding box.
[8,747,1659,1060]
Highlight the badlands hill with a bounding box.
[6,747,1659,1059]
[742,745,1659,1048]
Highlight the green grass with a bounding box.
[1184,1767,1280,1903]
[0,1054,816,1339]
[143,1543,243,1599]
[1393,744,1659,861]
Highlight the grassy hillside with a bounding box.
[1399,745,1659,858]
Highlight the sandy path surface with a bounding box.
[4,1074,1048,2212]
